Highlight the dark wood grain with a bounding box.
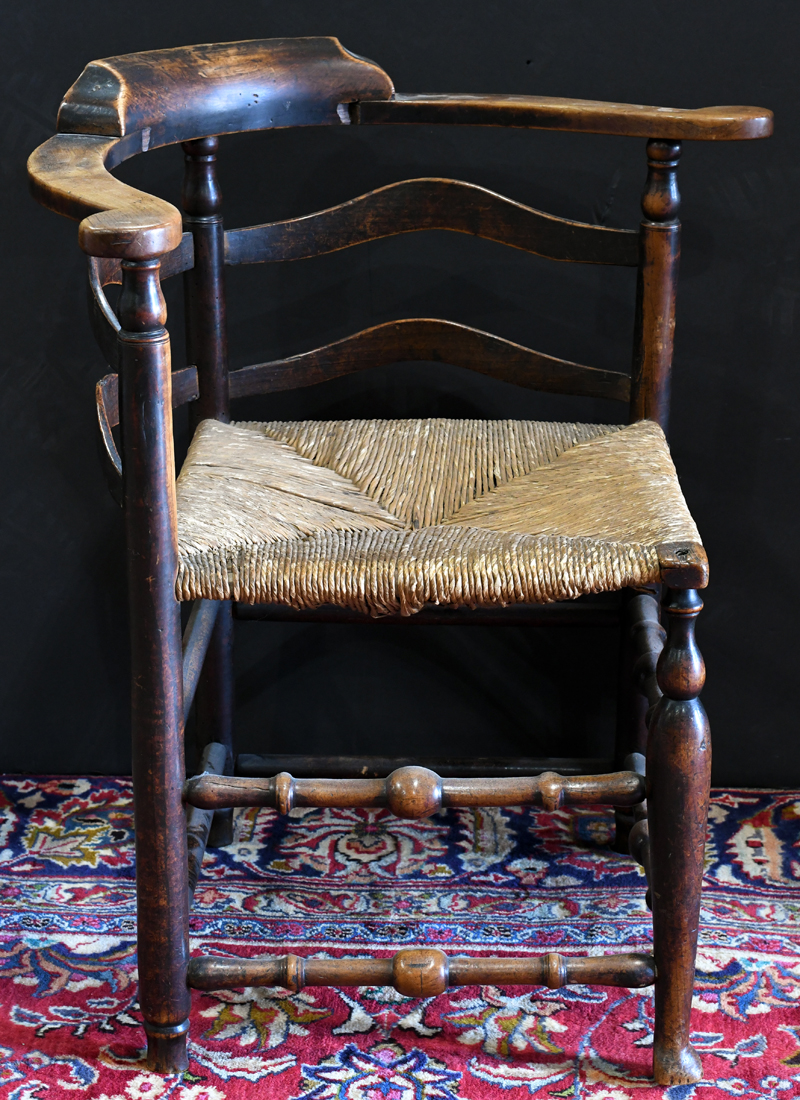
[89,239,195,365]
[118,259,189,1073]
[28,40,771,261]
[95,375,122,503]
[90,235,194,291]
[356,94,773,141]
[58,38,393,144]
[228,318,630,401]
[95,367,198,503]
[181,600,220,722]
[236,754,615,779]
[624,751,652,908]
[648,588,711,1086]
[630,141,681,427]
[628,592,666,711]
[657,542,709,589]
[225,178,638,267]
[184,766,646,815]
[183,137,229,426]
[97,367,199,432]
[181,135,236,847]
[187,949,655,993]
[185,740,227,897]
[612,588,661,854]
[28,35,390,260]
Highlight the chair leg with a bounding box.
[648,587,710,1086]
[196,600,235,847]
[131,605,191,1072]
[119,259,191,1073]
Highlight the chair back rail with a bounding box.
[31,36,773,485]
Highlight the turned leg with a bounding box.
[195,601,235,846]
[120,260,191,1073]
[648,587,710,1086]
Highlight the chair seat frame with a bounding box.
[28,37,772,1085]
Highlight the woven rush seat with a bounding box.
[175,416,700,613]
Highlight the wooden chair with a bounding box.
[28,38,772,1085]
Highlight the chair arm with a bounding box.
[27,133,182,259]
[357,94,773,141]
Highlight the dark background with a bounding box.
[1,1,796,783]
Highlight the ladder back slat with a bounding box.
[225,178,639,267]
[228,318,630,402]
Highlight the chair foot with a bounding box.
[208,807,234,847]
[144,1019,190,1074]
[654,1041,702,1086]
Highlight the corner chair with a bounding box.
[27,37,773,1085]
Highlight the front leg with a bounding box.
[647,587,710,1086]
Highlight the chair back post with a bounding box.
[117,257,191,1071]
[182,136,230,427]
[180,136,236,795]
[630,140,682,431]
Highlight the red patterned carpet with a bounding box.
[0,778,799,1099]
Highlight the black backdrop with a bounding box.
[2,1,797,784]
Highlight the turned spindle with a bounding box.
[183,767,646,814]
[186,947,656,993]
[630,139,682,428]
[182,135,229,426]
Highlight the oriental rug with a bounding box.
[0,777,799,1099]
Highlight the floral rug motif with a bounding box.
[0,777,799,1098]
